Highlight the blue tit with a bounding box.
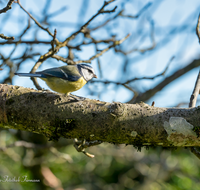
[14,64,97,95]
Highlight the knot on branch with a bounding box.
[108,102,125,117]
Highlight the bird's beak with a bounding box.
[93,74,97,78]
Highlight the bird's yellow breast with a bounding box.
[41,76,87,95]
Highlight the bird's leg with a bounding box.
[69,94,85,101]
[41,88,51,92]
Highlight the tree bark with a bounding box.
[0,84,200,147]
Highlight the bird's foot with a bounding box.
[69,94,85,101]
[41,89,52,93]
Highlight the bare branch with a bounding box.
[119,2,152,19]
[30,61,45,90]
[12,53,40,61]
[189,71,200,107]
[116,19,156,54]
[90,2,151,31]
[196,14,200,42]
[90,10,122,31]
[52,55,76,65]
[47,6,68,18]
[124,56,174,84]
[0,33,14,40]
[17,0,54,37]
[75,34,130,64]
[51,29,57,52]
[0,0,15,14]
[62,0,117,45]
[189,15,200,108]
[92,56,174,85]
[131,58,200,103]
[0,40,51,45]
[0,38,115,47]
[52,35,130,65]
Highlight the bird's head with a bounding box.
[77,64,97,81]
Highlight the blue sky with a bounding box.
[1,0,200,107]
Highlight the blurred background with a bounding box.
[0,0,200,189]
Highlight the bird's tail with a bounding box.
[14,73,42,77]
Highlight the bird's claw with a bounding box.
[69,94,86,101]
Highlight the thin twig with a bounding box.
[119,2,152,19]
[62,0,117,46]
[0,40,51,45]
[92,56,174,85]
[131,59,200,103]
[115,19,156,55]
[124,55,174,84]
[75,34,130,64]
[196,14,200,43]
[90,10,122,31]
[0,0,15,14]
[189,71,200,107]
[52,34,129,65]
[47,6,68,18]
[17,0,54,37]
[30,61,45,90]
[189,14,200,108]
[51,29,57,52]
[19,18,31,38]
[95,43,103,78]
[0,33,14,40]
[0,38,115,47]
[11,53,40,61]
[52,55,76,65]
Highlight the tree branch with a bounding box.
[0,84,200,148]
[0,33,14,40]
[189,14,200,108]
[189,71,200,107]
[0,0,15,14]
[75,34,130,64]
[17,0,54,37]
[62,0,117,45]
[130,58,200,103]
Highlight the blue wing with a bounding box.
[37,67,81,82]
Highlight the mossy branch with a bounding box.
[0,84,200,148]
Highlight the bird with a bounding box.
[14,64,97,98]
